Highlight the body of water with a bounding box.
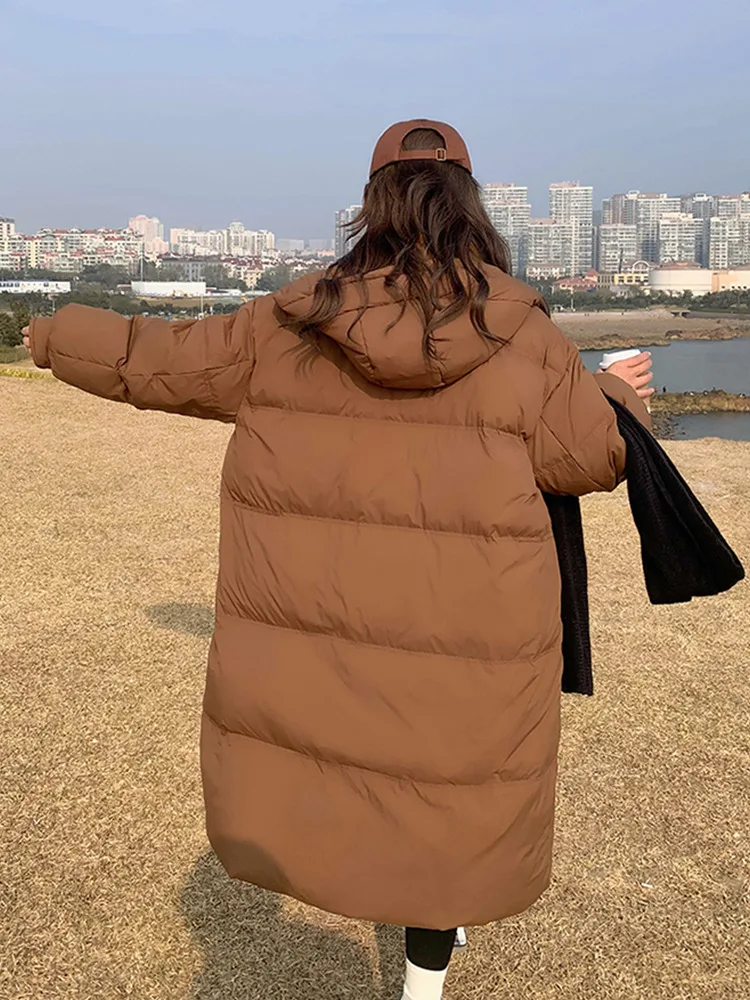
[667,413,750,442]
[580,337,750,395]
[580,337,750,441]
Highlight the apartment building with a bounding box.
[596,223,638,272]
[630,193,682,262]
[482,184,531,276]
[128,216,169,258]
[549,182,594,274]
[708,216,750,269]
[169,224,275,258]
[658,213,700,264]
[526,218,576,281]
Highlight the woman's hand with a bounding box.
[606,352,655,400]
[22,326,31,352]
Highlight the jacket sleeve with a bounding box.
[29,301,257,422]
[526,312,651,496]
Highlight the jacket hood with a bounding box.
[275,266,542,390]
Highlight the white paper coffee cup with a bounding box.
[599,348,643,370]
[599,348,651,413]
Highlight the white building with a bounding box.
[658,213,700,264]
[169,224,275,258]
[708,217,750,270]
[334,205,362,258]
[482,184,531,277]
[632,193,682,262]
[713,193,750,219]
[649,266,714,297]
[596,224,638,272]
[549,182,593,274]
[0,217,15,241]
[170,227,228,257]
[526,219,576,281]
[681,193,715,219]
[227,223,275,257]
[131,281,207,298]
[0,279,71,295]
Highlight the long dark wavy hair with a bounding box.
[283,128,516,358]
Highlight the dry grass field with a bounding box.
[1,377,748,1000]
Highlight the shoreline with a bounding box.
[652,390,750,416]
[568,329,750,350]
[556,308,750,350]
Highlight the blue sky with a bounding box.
[2,0,749,239]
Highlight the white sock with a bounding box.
[401,958,448,1000]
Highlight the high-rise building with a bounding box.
[714,193,750,219]
[249,229,276,256]
[0,219,24,271]
[226,222,275,257]
[596,224,638,273]
[128,215,168,259]
[602,192,639,226]
[482,184,531,277]
[601,191,640,226]
[681,193,715,219]
[169,224,275,258]
[170,227,227,256]
[709,217,750,269]
[334,205,362,259]
[679,194,715,266]
[658,213,700,264]
[549,183,593,274]
[632,193,682,262]
[526,219,576,282]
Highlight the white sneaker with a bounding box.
[454,927,468,950]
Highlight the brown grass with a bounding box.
[1,379,748,1000]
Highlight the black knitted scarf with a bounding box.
[545,397,745,696]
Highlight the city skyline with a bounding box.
[6,177,750,251]
[4,179,750,282]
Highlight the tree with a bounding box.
[9,300,31,330]
[202,264,233,289]
[68,284,111,309]
[0,312,22,347]
[78,264,131,289]
[256,265,292,293]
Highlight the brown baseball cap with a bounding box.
[369,119,473,178]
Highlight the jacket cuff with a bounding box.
[594,371,652,431]
[30,316,53,369]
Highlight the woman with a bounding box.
[24,120,653,1000]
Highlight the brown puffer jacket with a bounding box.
[30,266,647,929]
